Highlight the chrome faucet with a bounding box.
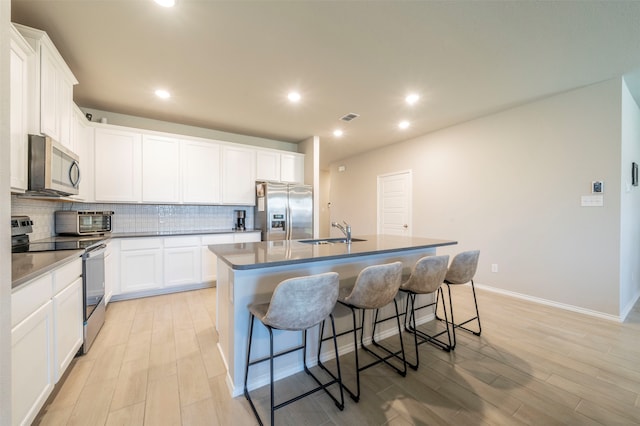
[332,221,352,244]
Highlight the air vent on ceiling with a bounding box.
[340,113,360,122]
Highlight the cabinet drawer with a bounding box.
[120,237,162,251]
[12,273,53,328]
[234,232,261,243]
[201,234,235,245]
[53,257,82,294]
[164,236,200,248]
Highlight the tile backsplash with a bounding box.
[11,196,254,239]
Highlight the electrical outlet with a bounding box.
[491,264,498,273]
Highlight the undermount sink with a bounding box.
[298,238,367,245]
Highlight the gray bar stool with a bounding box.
[435,250,481,349]
[320,261,405,402]
[399,255,452,369]
[244,272,344,426]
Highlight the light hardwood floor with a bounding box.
[35,285,640,425]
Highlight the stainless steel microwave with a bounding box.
[28,134,80,196]
[55,211,113,235]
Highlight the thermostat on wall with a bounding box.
[592,181,603,193]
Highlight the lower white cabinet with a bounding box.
[53,276,83,382]
[104,241,115,305]
[201,234,234,283]
[12,300,54,426]
[119,238,163,294]
[164,236,201,287]
[114,232,261,298]
[12,257,82,426]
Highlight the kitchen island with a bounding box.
[209,235,457,396]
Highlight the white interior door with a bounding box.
[378,170,412,236]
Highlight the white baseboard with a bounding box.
[475,283,623,322]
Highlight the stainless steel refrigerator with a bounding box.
[255,181,313,241]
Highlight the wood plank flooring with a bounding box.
[34,285,640,425]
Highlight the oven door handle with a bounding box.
[83,244,107,258]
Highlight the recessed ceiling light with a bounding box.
[405,94,420,105]
[333,129,343,137]
[398,120,410,129]
[154,0,176,7]
[287,92,301,103]
[155,89,171,99]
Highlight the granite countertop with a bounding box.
[208,234,457,270]
[12,250,84,290]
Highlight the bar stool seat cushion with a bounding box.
[338,262,403,309]
[400,255,449,294]
[444,250,480,285]
[248,272,339,331]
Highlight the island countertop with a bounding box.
[208,234,457,270]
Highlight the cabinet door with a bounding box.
[58,78,74,150]
[104,245,114,305]
[10,34,30,193]
[280,153,304,183]
[142,134,181,203]
[221,145,256,205]
[71,108,95,202]
[12,300,54,426]
[120,239,163,294]
[94,128,142,202]
[53,277,83,382]
[182,140,221,203]
[256,150,280,182]
[164,246,201,287]
[201,234,234,283]
[39,43,60,141]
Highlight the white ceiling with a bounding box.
[11,1,640,168]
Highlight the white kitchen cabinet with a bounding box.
[182,140,221,204]
[94,127,142,202]
[164,236,201,287]
[71,105,94,202]
[104,240,116,305]
[10,25,33,194]
[12,300,54,426]
[53,276,82,382]
[256,149,281,182]
[201,234,235,283]
[119,238,163,294]
[280,152,304,183]
[142,134,181,203]
[11,256,81,426]
[234,232,261,243]
[14,24,78,149]
[222,145,256,205]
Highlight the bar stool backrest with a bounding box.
[444,250,480,285]
[262,272,339,331]
[342,261,403,309]
[401,255,450,294]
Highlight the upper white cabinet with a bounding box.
[222,145,256,205]
[182,140,221,204]
[256,149,304,184]
[280,153,304,183]
[10,25,34,193]
[14,24,78,150]
[142,134,181,203]
[71,105,94,202]
[256,149,281,182]
[94,127,142,202]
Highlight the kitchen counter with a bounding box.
[110,229,260,238]
[12,250,84,290]
[209,234,456,270]
[211,234,456,397]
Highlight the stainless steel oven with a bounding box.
[82,242,106,353]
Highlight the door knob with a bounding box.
[403,224,408,228]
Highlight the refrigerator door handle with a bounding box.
[286,204,291,240]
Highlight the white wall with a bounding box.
[330,79,628,317]
[1,1,12,423]
[619,79,640,317]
